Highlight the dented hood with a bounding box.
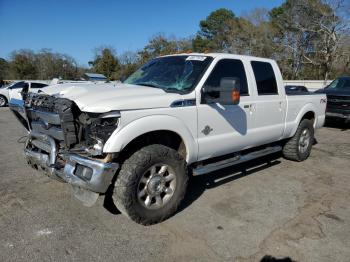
[40,83,182,113]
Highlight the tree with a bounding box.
[139,34,175,62]
[193,8,236,52]
[308,0,350,80]
[242,8,269,26]
[89,47,119,79]
[226,18,257,55]
[0,58,10,80]
[270,0,350,80]
[113,51,139,80]
[10,50,38,79]
[238,8,276,58]
[35,49,78,80]
[270,0,311,79]
[332,35,350,76]
[138,34,192,63]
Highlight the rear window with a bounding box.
[251,61,278,95]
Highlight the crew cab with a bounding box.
[10,53,326,225]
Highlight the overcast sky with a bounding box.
[0,0,284,66]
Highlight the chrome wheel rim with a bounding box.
[299,128,311,154]
[0,97,6,107]
[137,164,176,210]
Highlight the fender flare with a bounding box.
[289,103,317,137]
[103,115,197,164]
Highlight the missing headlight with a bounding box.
[89,116,119,141]
[78,111,120,154]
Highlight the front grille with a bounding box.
[25,93,80,148]
[327,95,350,110]
[27,109,64,141]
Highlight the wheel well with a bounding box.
[0,95,8,103]
[118,130,186,163]
[301,111,315,124]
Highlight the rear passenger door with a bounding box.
[249,61,286,144]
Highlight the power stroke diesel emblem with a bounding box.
[201,125,213,135]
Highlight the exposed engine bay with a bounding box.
[22,92,119,156]
[9,92,120,206]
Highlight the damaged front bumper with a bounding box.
[10,97,119,206]
[25,132,119,193]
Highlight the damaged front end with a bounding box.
[9,93,119,206]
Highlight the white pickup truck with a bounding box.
[10,53,326,225]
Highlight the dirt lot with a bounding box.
[0,107,349,262]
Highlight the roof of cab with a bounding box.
[161,52,275,63]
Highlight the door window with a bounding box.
[251,61,278,95]
[204,59,249,96]
[9,81,27,89]
[31,83,48,89]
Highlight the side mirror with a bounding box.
[203,77,240,105]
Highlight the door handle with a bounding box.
[279,101,283,111]
[243,104,254,115]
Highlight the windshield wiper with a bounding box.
[164,87,187,94]
[133,82,186,93]
[164,87,180,91]
[134,82,163,89]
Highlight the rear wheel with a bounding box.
[0,95,7,107]
[283,119,314,161]
[112,144,188,225]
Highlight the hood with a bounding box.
[40,83,182,113]
[315,88,350,97]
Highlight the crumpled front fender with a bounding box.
[103,115,197,164]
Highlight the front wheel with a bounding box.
[0,95,7,107]
[112,144,188,225]
[282,119,314,161]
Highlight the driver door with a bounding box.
[196,59,256,161]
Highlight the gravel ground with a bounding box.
[0,107,349,262]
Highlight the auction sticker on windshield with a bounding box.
[186,56,207,61]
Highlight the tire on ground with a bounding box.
[112,144,188,225]
[0,95,8,107]
[282,119,314,162]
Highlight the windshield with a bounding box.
[124,55,212,92]
[326,77,350,90]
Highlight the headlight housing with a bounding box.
[80,111,120,156]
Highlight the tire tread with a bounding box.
[113,144,188,225]
[283,119,314,162]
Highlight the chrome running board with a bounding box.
[193,145,282,176]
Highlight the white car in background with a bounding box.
[0,81,48,107]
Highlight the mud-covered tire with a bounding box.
[283,119,314,161]
[112,144,188,225]
[0,95,8,107]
